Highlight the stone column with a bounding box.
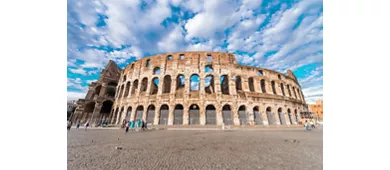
[248,105,255,125]
[183,105,189,125]
[90,103,102,124]
[199,104,206,125]
[266,81,273,94]
[99,83,108,98]
[199,77,205,94]
[167,106,174,125]
[284,112,291,125]
[214,74,221,94]
[233,105,240,125]
[261,108,269,126]
[154,105,160,125]
[216,106,223,126]
[274,106,281,125]
[127,82,132,99]
[145,78,151,96]
[130,105,136,122]
[229,76,237,96]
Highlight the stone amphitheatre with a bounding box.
[72,52,307,127]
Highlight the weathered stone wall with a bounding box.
[111,52,306,127]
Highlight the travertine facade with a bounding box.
[110,52,307,127]
[72,61,121,124]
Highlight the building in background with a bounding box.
[309,100,323,120]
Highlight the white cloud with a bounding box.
[69,68,87,75]
[67,91,87,101]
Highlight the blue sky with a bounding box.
[67,0,323,104]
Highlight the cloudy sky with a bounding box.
[67,0,323,104]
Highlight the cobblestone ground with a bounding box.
[68,128,322,170]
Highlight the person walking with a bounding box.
[310,120,315,129]
[76,121,80,129]
[125,121,130,133]
[67,120,72,131]
[85,121,89,131]
[304,120,310,131]
[130,120,134,131]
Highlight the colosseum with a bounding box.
[72,52,308,127]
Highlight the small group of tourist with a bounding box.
[124,119,148,133]
[304,120,316,131]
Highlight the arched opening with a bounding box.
[105,86,116,98]
[162,75,171,93]
[260,79,266,93]
[220,75,229,95]
[189,104,200,125]
[204,65,213,73]
[248,77,255,92]
[179,54,184,60]
[207,55,212,62]
[176,74,185,96]
[174,104,183,125]
[124,81,130,97]
[294,109,299,122]
[190,74,200,91]
[140,78,148,94]
[95,85,102,96]
[135,106,144,121]
[159,104,169,125]
[100,101,113,123]
[205,75,214,94]
[150,77,159,95]
[253,106,262,125]
[278,74,281,80]
[167,55,172,60]
[280,83,285,96]
[238,105,248,125]
[84,102,95,121]
[146,105,155,124]
[293,87,297,98]
[235,76,242,91]
[125,106,132,122]
[288,109,293,125]
[266,107,274,125]
[205,105,216,125]
[123,75,127,82]
[119,107,125,125]
[271,81,276,94]
[222,104,233,125]
[258,70,263,76]
[108,81,117,86]
[131,80,138,95]
[278,108,285,125]
[287,85,292,96]
[145,59,150,67]
[153,67,161,75]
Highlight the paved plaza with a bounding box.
[68,128,322,170]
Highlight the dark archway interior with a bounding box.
[163,75,171,93]
[131,80,138,95]
[147,105,155,124]
[222,105,233,125]
[205,105,216,124]
[189,104,200,124]
[220,75,229,95]
[261,79,266,93]
[249,77,255,92]
[159,105,169,125]
[174,104,183,125]
[205,75,215,94]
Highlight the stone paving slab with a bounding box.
[68,128,322,170]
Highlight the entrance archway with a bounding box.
[100,101,113,123]
[278,108,285,125]
[125,106,132,122]
[253,106,262,125]
[135,106,143,121]
[174,104,183,125]
[146,105,155,124]
[288,109,293,124]
[238,105,248,125]
[84,102,95,121]
[189,104,200,125]
[159,105,169,125]
[222,104,233,125]
[205,105,216,125]
[266,107,274,125]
